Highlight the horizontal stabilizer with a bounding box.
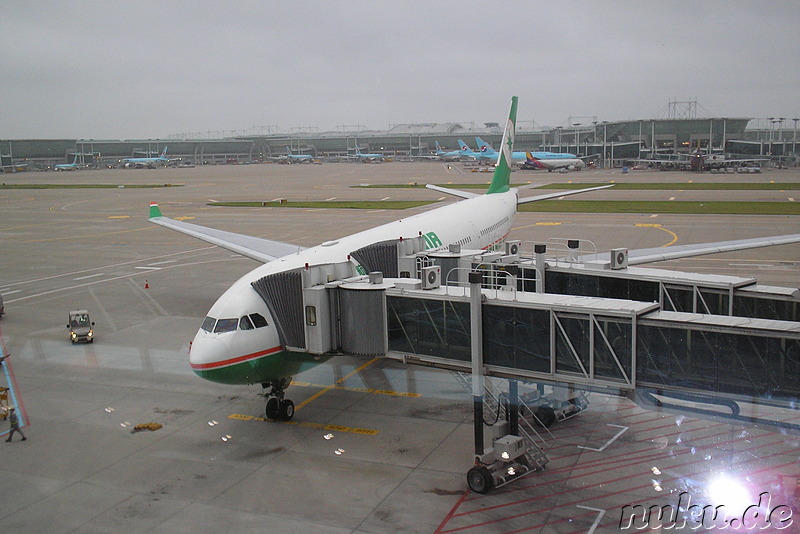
[517,184,614,204]
[425,184,479,199]
[148,203,303,263]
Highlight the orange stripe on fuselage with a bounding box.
[190,345,283,370]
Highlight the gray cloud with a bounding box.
[1,0,798,139]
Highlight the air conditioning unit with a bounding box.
[505,240,521,257]
[610,248,629,270]
[421,265,441,289]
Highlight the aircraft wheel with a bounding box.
[534,406,556,428]
[279,399,295,421]
[467,466,494,494]
[265,397,280,420]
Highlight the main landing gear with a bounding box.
[262,378,294,421]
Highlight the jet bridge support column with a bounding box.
[534,244,546,294]
[469,271,484,456]
[508,380,519,437]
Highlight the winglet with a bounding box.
[486,96,518,194]
[149,202,163,218]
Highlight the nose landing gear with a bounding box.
[262,378,295,421]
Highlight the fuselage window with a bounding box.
[249,313,268,328]
[201,316,217,333]
[239,315,254,330]
[214,318,238,333]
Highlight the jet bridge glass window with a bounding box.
[214,318,238,333]
[483,305,550,373]
[201,316,217,333]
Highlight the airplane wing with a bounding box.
[148,203,304,262]
[517,184,614,204]
[581,233,800,267]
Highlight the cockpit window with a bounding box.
[239,315,254,331]
[249,313,268,328]
[214,318,238,333]
[201,316,217,333]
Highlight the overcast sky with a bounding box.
[1,1,798,140]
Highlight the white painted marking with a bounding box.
[380,196,391,201]
[576,506,606,534]
[729,263,773,268]
[650,214,658,218]
[134,266,161,271]
[578,424,628,452]
[438,196,446,201]
[147,260,177,266]
[1,289,21,296]
[325,197,337,201]
[789,197,795,202]
[74,273,106,281]
[669,196,676,201]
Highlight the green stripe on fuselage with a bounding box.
[192,349,332,385]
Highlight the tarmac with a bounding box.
[0,162,798,533]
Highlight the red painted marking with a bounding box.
[190,345,282,370]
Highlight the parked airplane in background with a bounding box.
[147,96,614,419]
[122,147,169,169]
[277,147,314,164]
[634,151,767,172]
[475,137,581,167]
[54,154,80,171]
[436,140,479,161]
[353,147,386,163]
[521,151,586,171]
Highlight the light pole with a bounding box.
[793,118,799,157]
[602,121,608,169]
[573,123,581,155]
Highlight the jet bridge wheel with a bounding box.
[467,466,494,494]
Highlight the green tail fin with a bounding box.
[486,96,518,194]
[149,202,163,218]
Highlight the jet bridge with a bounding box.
[251,237,800,412]
[250,237,800,492]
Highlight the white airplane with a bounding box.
[148,96,800,421]
[273,146,315,164]
[521,152,586,172]
[54,154,80,171]
[122,147,169,168]
[148,97,612,419]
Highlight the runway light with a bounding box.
[324,433,333,440]
[334,448,345,455]
[221,435,232,442]
[653,482,663,492]
[105,407,115,413]
[208,420,218,426]
[651,467,661,476]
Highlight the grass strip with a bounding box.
[208,200,438,210]
[352,182,800,191]
[534,182,800,190]
[518,200,800,215]
[0,183,182,189]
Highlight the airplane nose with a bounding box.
[188,331,226,372]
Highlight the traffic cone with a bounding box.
[144,280,149,289]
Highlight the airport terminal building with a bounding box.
[2,116,798,170]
